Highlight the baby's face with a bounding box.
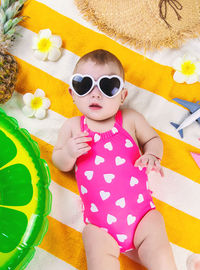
[70,59,127,121]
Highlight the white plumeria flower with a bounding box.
[32,29,62,61]
[22,89,51,119]
[172,55,200,84]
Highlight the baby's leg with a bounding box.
[82,224,120,270]
[134,210,177,270]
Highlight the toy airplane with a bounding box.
[170,98,200,138]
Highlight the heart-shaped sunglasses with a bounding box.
[70,74,124,98]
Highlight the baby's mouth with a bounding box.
[89,103,102,109]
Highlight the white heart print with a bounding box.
[130,176,139,187]
[116,234,127,243]
[81,185,88,195]
[115,156,126,166]
[112,127,118,134]
[104,174,115,183]
[107,214,117,225]
[95,155,105,165]
[94,133,101,142]
[104,142,113,151]
[90,203,98,212]
[85,218,90,223]
[84,170,93,180]
[100,191,111,200]
[150,201,155,208]
[127,214,136,225]
[115,197,126,208]
[137,194,144,203]
[125,139,133,148]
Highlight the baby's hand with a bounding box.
[66,131,92,159]
[134,154,164,177]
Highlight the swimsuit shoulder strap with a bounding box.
[80,115,86,132]
[115,110,123,127]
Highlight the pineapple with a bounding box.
[0,0,26,103]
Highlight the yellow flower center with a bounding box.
[181,61,196,75]
[31,97,43,110]
[37,38,52,53]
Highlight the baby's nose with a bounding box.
[91,86,102,98]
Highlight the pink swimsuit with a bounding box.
[76,110,155,252]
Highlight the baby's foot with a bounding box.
[187,254,200,270]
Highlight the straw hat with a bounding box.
[75,0,200,50]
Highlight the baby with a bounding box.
[52,49,177,270]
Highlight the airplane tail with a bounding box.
[170,122,184,138]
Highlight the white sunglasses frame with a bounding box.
[70,74,124,98]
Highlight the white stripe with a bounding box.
[9,26,78,84]
[36,0,200,68]
[26,247,77,270]
[0,92,66,146]
[49,181,85,232]
[149,169,200,219]
[7,27,200,148]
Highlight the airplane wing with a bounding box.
[173,98,200,113]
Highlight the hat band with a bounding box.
[159,0,183,28]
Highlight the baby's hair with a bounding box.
[74,49,125,79]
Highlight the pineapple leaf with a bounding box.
[5,27,16,38]
[11,16,23,27]
[5,5,15,20]
[0,8,6,25]
[1,0,10,11]
[3,18,12,33]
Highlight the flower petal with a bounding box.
[33,50,48,61]
[22,106,35,117]
[172,57,183,71]
[185,74,199,84]
[47,47,61,61]
[32,36,39,49]
[23,93,34,106]
[41,97,51,109]
[195,62,200,74]
[38,29,52,39]
[35,109,46,119]
[173,71,187,83]
[183,54,197,63]
[34,89,45,97]
[50,35,62,48]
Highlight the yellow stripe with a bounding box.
[32,135,200,252]
[40,216,146,270]
[155,198,200,253]
[15,57,80,118]
[158,130,200,184]
[20,0,200,101]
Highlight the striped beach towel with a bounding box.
[1,0,200,269]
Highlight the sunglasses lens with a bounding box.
[99,77,121,97]
[72,75,93,95]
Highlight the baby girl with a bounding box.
[52,49,178,270]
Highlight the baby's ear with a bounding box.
[122,88,128,101]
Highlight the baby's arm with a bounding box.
[52,118,92,172]
[133,111,164,176]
